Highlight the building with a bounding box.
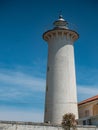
[43,15,79,124]
[78,95,98,126]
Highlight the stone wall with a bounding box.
[0,121,97,130]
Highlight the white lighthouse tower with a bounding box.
[43,15,79,124]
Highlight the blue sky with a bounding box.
[0,0,98,122]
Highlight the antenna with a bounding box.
[59,10,63,18]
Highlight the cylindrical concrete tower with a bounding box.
[43,15,79,124]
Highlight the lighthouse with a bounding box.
[43,15,79,124]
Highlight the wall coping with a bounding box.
[0,121,97,128]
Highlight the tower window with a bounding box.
[45,106,47,113]
[47,66,49,72]
[46,85,48,91]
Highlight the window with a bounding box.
[87,119,92,125]
[47,66,49,72]
[46,85,48,91]
[93,104,98,116]
[85,110,89,117]
[45,106,47,113]
[83,120,86,125]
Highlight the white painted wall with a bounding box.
[43,30,78,124]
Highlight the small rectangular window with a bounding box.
[45,106,47,113]
[46,85,48,91]
[47,66,49,72]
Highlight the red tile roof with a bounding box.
[78,95,98,106]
